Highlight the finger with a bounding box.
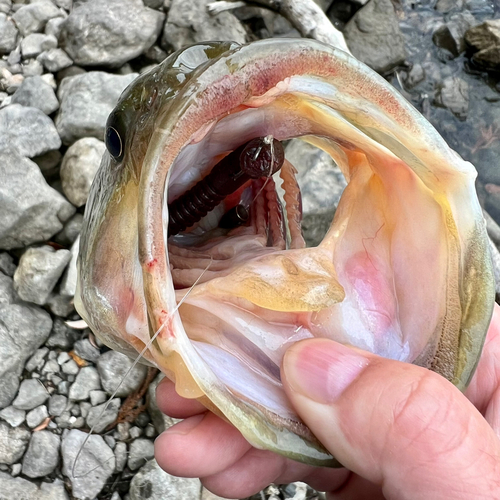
[154,411,251,477]
[156,376,207,418]
[282,339,500,500]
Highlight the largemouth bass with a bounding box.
[75,39,495,467]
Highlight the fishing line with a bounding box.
[72,258,213,479]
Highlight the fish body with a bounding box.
[76,39,495,466]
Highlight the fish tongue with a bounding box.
[206,247,345,312]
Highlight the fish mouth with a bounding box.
[76,39,495,466]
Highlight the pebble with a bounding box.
[22,59,44,77]
[465,19,500,72]
[85,398,120,434]
[33,148,61,175]
[11,463,21,476]
[162,0,246,52]
[0,104,61,157]
[115,422,130,441]
[0,421,30,464]
[0,301,52,408]
[54,213,83,246]
[128,438,154,471]
[432,11,477,57]
[59,236,79,297]
[343,0,406,73]
[13,246,71,305]
[89,390,107,406]
[46,293,75,318]
[0,152,75,250]
[37,48,73,73]
[147,373,179,434]
[12,1,62,37]
[73,339,101,363]
[68,366,101,401]
[114,441,127,472]
[59,0,165,67]
[60,138,106,207]
[0,253,15,277]
[0,406,25,427]
[61,430,115,499]
[25,348,49,372]
[43,359,60,374]
[97,350,148,397]
[55,71,137,145]
[0,13,19,54]
[129,426,142,439]
[22,430,60,477]
[435,76,469,119]
[26,404,48,428]
[20,33,57,59]
[0,471,69,500]
[44,16,65,39]
[128,459,202,500]
[48,394,68,417]
[61,359,79,376]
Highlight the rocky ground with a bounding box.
[0,0,499,499]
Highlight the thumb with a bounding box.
[281,339,500,500]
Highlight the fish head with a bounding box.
[76,39,495,467]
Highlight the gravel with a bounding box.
[0,13,18,54]
[22,430,60,477]
[11,76,59,115]
[12,379,49,411]
[25,404,49,428]
[20,33,57,59]
[68,366,101,401]
[12,1,62,37]
[0,421,30,464]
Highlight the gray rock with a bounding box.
[89,390,107,406]
[61,359,79,375]
[86,398,120,433]
[59,236,79,296]
[40,480,70,500]
[0,69,23,94]
[13,246,71,305]
[0,152,75,250]
[22,430,60,477]
[55,71,137,145]
[405,63,425,88]
[0,253,15,277]
[432,11,478,57]
[162,0,246,52]
[0,0,10,15]
[0,421,30,464]
[12,1,62,36]
[22,59,44,77]
[48,394,68,416]
[37,48,73,72]
[54,213,83,246]
[43,359,60,374]
[60,138,105,207]
[465,19,500,72]
[435,76,469,119]
[46,293,75,318]
[11,75,59,115]
[343,0,406,74]
[0,104,61,157]
[129,459,202,500]
[114,441,127,472]
[0,304,52,409]
[97,350,148,397]
[33,149,62,175]
[129,426,142,439]
[0,471,69,499]
[0,271,15,305]
[128,438,154,471]
[45,16,65,38]
[0,406,25,427]
[115,422,130,441]
[59,0,164,67]
[11,462,22,476]
[21,33,57,59]
[435,0,464,12]
[69,366,101,401]
[25,347,49,372]
[26,405,48,428]
[147,373,179,434]
[73,338,100,363]
[61,430,115,500]
[0,13,18,54]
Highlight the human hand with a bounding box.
[155,305,500,499]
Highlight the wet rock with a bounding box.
[465,19,500,72]
[11,75,59,115]
[435,76,469,119]
[0,406,25,427]
[48,394,68,417]
[73,339,101,363]
[128,438,154,471]
[12,378,50,410]
[60,138,105,207]
[59,0,164,67]
[68,366,101,401]
[432,11,477,57]
[62,430,115,500]
[343,0,406,74]
[86,398,120,433]
[0,13,18,54]
[0,152,74,249]
[162,0,246,52]
[128,459,201,500]
[55,71,137,145]
[26,405,49,428]
[0,302,52,408]
[37,48,73,73]
[0,104,61,157]
[0,421,30,464]
[12,1,62,37]
[13,246,71,305]
[97,350,148,397]
[21,33,57,59]
[22,430,60,477]
[0,253,15,277]
[59,236,78,296]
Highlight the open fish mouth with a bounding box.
[75,39,495,466]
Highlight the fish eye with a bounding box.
[105,112,126,161]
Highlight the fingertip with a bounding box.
[155,377,207,418]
